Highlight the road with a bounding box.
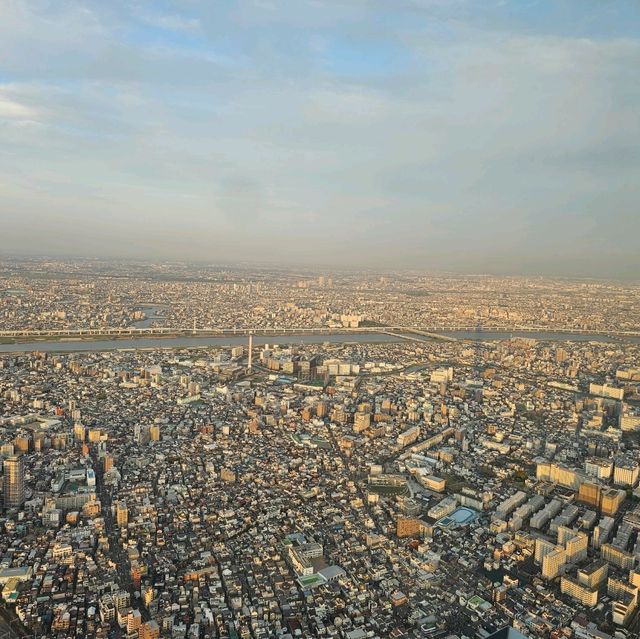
[92,454,134,594]
[0,606,27,638]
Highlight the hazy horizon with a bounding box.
[1,1,639,278]
[4,252,640,285]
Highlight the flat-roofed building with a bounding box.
[601,489,626,516]
[578,560,608,589]
[601,544,636,571]
[423,475,446,492]
[578,481,602,508]
[561,575,599,607]
[614,458,639,488]
[542,546,566,580]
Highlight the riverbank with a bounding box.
[0,332,406,353]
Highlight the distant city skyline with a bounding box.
[1,1,639,277]
[3,252,640,284]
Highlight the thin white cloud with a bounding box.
[304,86,392,122]
[0,92,41,123]
[138,11,202,34]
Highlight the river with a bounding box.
[131,304,169,328]
[0,333,403,353]
[439,330,640,343]
[1,330,639,353]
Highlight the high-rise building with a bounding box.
[134,424,150,445]
[578,559,608,589]
[73,423,86,442]
[542,547,566,579]
[578,481,602,508]
[592,516,615,549]
[131,561,141,590]
[14,436,30,454]
[126,609,142,634]
[3,455,25,509]
[560,575,599,607]
[608,578,638,626]
[601,488,626,516]
[536,461,582,489]
[142,585,154,607]
[353,412,371,433]
[585,457,613,480]
[88,429,103,443]
[149,424,160,442]
[557,526,588,563]
[112,590,130,613]
[601,544,636,570]
[535,538,555,564]
[0,443,14,456]
[613,458,639,488]
[589,383,624,400]
[140,620,160,639]
[116,501,128,527]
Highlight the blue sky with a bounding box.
[1,0,639,277]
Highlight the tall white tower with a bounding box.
[248,333,253,370]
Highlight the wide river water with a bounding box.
[1,331,639,353]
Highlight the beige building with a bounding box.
[423,475,446,492]
[353,412,371,433]
[589,383,624,400]
[619,415,640,432]
[116,501,128,527]
[543,547,566,579]
[608,578,638,626]
[577,560,608,589]
[536,461,582,490]
[613,459,639,488]
[601,544,636,571]
[561,576,598,607]
[140,621,160,639]
[601,488,626,516]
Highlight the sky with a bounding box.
[1,0,639,278]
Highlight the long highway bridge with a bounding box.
[0,325,639,339]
